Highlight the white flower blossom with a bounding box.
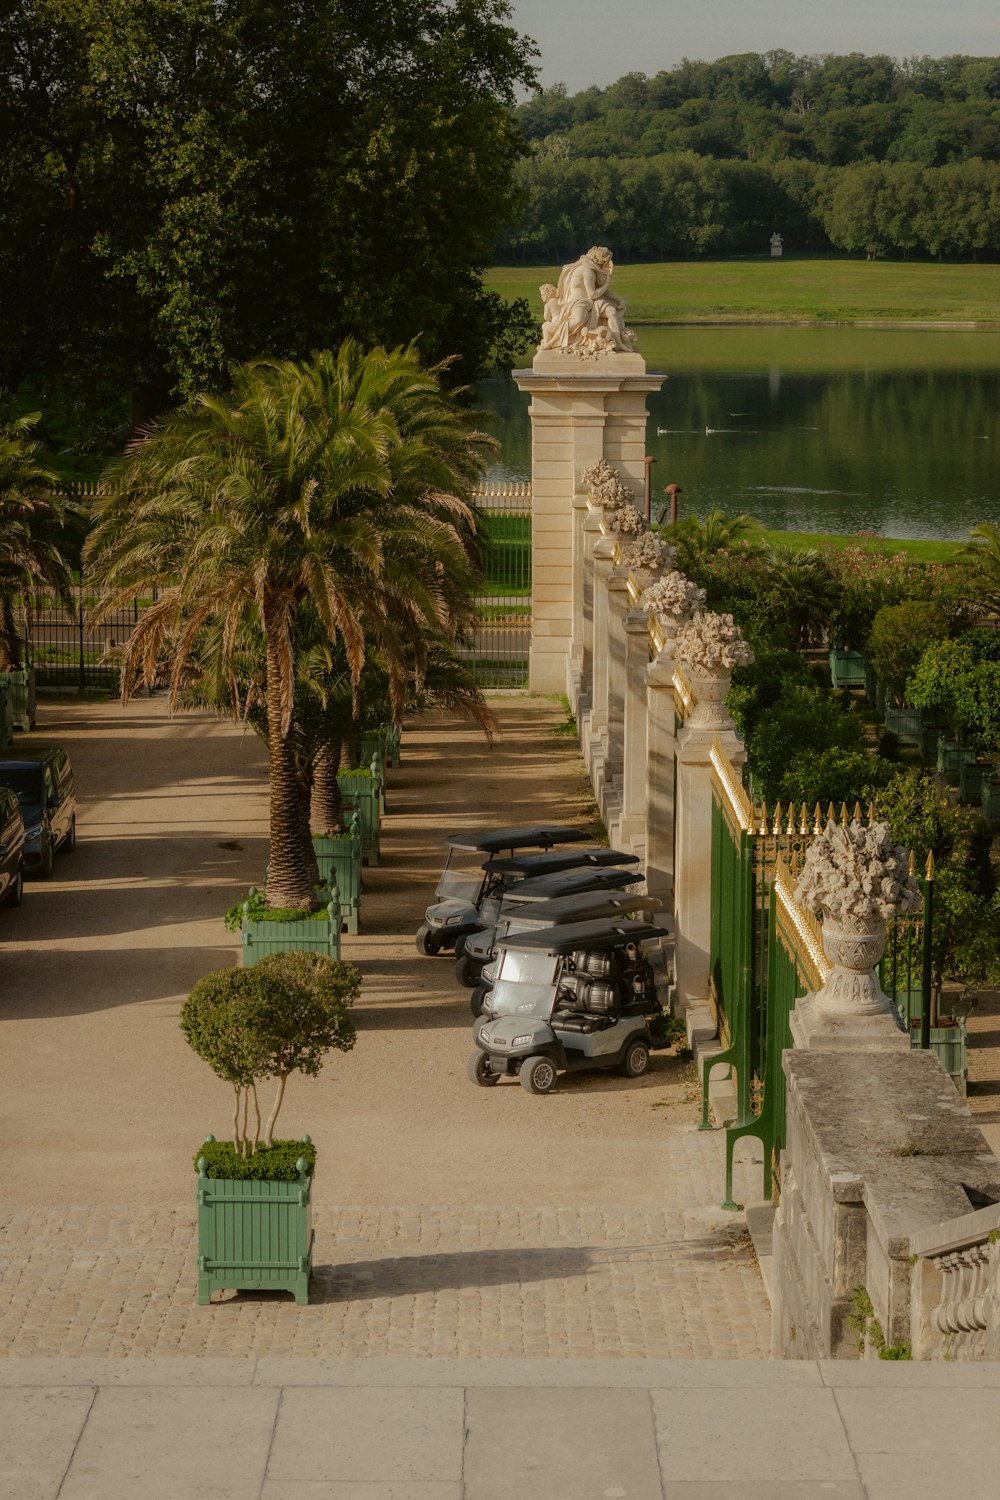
[673,610,753,674]
[580,458,635,513]
[794,820,922,922]
[622,530,672,574]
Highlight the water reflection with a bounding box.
[479,327,1000,541]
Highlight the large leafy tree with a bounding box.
[0,0,536,424]
[84,341,491,906]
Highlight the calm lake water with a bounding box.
[480,327,1000,542]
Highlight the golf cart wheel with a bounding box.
[470,983,489,1018]
[467,1051,499,1087]
[454,934,468,959]
[454,953,481,988]
[416,923,442,956]
[520,1055,557,1095]
[620,1039,650,1079]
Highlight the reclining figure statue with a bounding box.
[539,246,636,359]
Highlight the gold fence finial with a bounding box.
[840,802,849,826]
[853,801,862,823]
[867,800,876,822]
[813,802,823,834]
[826,802,835,825]
[926,849,935,880]
[908,850,916,876]
[772,802,782,836]
[799,802,808,834]
[758,801,769,835]
[786,804,796,835]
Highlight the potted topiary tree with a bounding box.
[181,951,360,1305]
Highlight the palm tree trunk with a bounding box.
[264,624,320,908]
[311,739,345,834]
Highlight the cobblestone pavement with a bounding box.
[0,1134,769,1360]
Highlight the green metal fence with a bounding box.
[467,482,531,688]
[705,744,940,1206]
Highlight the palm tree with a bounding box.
[664,508,762,583]
[84,341,492,907]
[0,401,78,669]
[759,544,838,648]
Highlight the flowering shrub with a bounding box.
[794,820,921,922]
[640,570,706,624]
[673,610,753,674]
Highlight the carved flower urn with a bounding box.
[795,820,922,1020]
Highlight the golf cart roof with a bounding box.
[487,847,639,878]
[508,867,644,902]
[497,917,671,955]
[441,825,591,855]
[503,891,665,926]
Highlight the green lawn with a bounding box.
[487,259,1000,326]
[758,529,963,564]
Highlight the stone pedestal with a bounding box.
[615,608,652,855]
[673,672,746,1009]
[584,538,617,784]
[644,646,677,903]
[513,352,664,694]
[605,567,631,786]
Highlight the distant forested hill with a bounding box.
[500,53,1000,261]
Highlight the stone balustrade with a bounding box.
[909,1203,1000,1360]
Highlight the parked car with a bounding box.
[0,785,26,906]
[0,747,77,877]
[468,917,670,1094]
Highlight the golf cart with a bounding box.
[416,829,637,956]
[468,918,670,1094]
[465,890,665,1015]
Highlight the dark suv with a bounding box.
[0,786,26,905]
[0,748,77,877]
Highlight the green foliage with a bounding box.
[649,1013,687,1048]
[867,601,950,700]
[195,1138,316,1181]
[846,1286,911,1358]
[908,640,1000,750]
[1,0,537,418]
[223,888,331,935]
[824,547,941,651]
[727,649,815,742]
[180,952,359,1150]
[745,682,864,806]
[777,748,894,811]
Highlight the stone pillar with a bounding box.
[585,536,617,784]
[568,490,590,711]
[616,608,652,856]
[605,566,631,787]
[577,506,604,721]
[513,354,664,694]
[644,645,677,903]
[673,670,746,1010]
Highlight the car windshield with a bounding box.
[489,949,559,1018]
[0,768,42,809]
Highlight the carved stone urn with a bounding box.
[815,908,891,1017]
[683,667,732,730]
[792,819,922,1046]
[672,609,753,734]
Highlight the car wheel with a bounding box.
[454,954,481,988]
[65,816,77,853]
[470,983,489,1018]
[40,839,55,880]
[6,865,23,907]
[520,1055,557,1095]
[416,923,442,956]
[467,1051,499,1087]
[620,1039,650,1079]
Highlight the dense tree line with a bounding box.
[499,52,1000,261]
[0,0,536,431]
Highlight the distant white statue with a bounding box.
[539,246,636,358]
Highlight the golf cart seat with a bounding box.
[572,948,614,978]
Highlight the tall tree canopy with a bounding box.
[0,0,537,424]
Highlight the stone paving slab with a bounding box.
[0,1185,770,1361]
[2,1361,998,1500]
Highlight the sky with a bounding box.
[505,0,1000,93]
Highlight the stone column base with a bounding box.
[790,993,910,1053]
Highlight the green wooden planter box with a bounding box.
[884,704,923,745]
[959,760,991,806]
[0,681,11,747]
[313,831,362,934]
[829,649,867,690]
[937,736,977,781]
[0,669,35,731]
[338,770,382,866]
[982,778,1000,831]
[196,1146,313,1304]
[907,1018,968,1094]
[241,896,342,965]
